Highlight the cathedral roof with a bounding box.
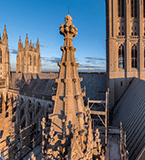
[9,73,58,100]
[112,78,145,160]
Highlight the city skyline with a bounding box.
[0,0,106,72]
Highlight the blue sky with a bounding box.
[0,0,106,72]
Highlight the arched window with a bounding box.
[0,49,2,63]
[131,0,137,17]
[118,0,124,17]
[34,55,36,66]
[118,45,124,68]
[131,45,137,68]
[30,55,32,65]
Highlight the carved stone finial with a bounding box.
[30,40,32,48]
[18,36,21,44]
[36,38,40,52]
[3,25,8,43]
[18,36,22,51]
[65,15,73,27]
[25,33,29,49]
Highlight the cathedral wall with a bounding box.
[106,0,145,108]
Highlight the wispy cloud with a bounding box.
[50,57,61,63]
[41,57,50,62]
[41,57,61,64]
[10,49,18,54]
[78,64,105,69]
[33,42,46,47]
[85,57,106,63]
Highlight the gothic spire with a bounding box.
[46,15,93,159]
[18,36,22,51]
[36,38,40,52]
[18,36,21,44]
[3,25,8,44]
[29,40,32,49]
[25,33,29,49]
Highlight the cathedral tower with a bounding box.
[106,0,145,107]
[16,34,41,73]
[0,25,10,90]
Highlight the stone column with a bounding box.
[126,0,131,77]
[139,0,144,79]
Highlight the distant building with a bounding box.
[16,34,41,73]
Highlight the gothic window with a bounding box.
[5,112,9,118]
[131,0,137,17]
[118,0,124,17]
[30,55,32,65]
[0,130,3,138]
[118,25,125,36]
[118,44,124,68]
[131,25,138,36]
[34,55,36,66]
[131,45,137,68]
[12,116,16,122]
[0,49,2,63]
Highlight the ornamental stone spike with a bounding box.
[51,14,85,134]
[47,15,94,159]
[25,33,29,49]
[3,25,8,44]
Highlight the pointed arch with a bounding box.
[131,44,137,68]
[118,44,124,68]
[131,0,137,17]
[118,0,124,17]
[0,48,2,63]
[34,55,36,66]
[29,55,32,65]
